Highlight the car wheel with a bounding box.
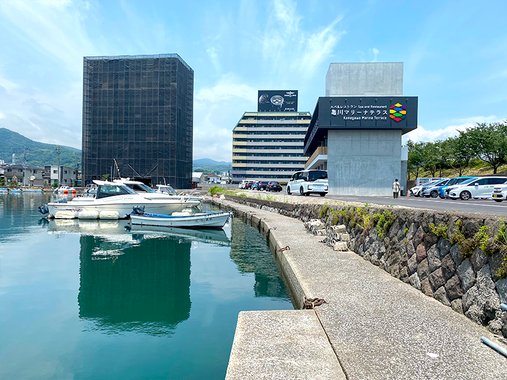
[494,199,503,202]
[460,191,471,201]
[320,193,326,197]
[287,186,291,195]
[430,190,438,198]
[300,186,305,196]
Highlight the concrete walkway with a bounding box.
[217,199,507,380]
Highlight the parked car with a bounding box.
[437,176,476,198]
[266,181,282,192]
[287,170,328,196]
[448,176,507,200]
[491,180,507,202]
[253,181,268,191]
[238,180,248,189]
[410,179,441,197]
[244,181,254,190]
[421,178,450,198]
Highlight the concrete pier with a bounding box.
[217,199,507,380]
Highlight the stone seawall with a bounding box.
[216,195,507,338]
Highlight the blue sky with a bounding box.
[0,0,506,162]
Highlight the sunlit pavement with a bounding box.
[235,189,507,217]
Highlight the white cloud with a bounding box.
[261,0,344,82]
[194,74,257,162]
[0,0,97,76]
[206,47,222,73]
[371,48,379,62]
[403,115,503,144]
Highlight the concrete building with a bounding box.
[304,63,417,196]
[82,54,193,188]
[3,164,44,187]
[44,165,78,186]
[232,90,311,184]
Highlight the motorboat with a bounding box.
[129,208,232,229]
[113,179,203,202]
[38,180,201,219]
[54,186,76,195]
[156,184,203,202]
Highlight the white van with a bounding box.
[287,170,328,196]
[448,176,507,200]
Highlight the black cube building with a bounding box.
[82,54,193,188]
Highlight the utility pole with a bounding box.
[56,146,61,185]
[23,147,30,163]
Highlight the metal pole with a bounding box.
[481,337,507,358]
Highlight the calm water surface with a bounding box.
[0,193,292,380]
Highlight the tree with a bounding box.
[406,140,426,180]
[446,134,475,176]
[464,122,507,174]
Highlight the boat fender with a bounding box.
[78,210,99,219]
[55,211,77,219]
[99,211,120,220]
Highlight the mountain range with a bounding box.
[0,128,230,171]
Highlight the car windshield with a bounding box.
[458,177,478,186]
[308,171,327,181]
[456,177,473,184]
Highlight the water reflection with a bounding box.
[229,221,288,299]
[78,232,191,336]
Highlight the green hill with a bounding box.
[0,128,81,168]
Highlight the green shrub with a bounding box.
[209,186,224,195]
[429,223,448,239]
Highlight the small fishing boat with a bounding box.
[129,208,232,229]
[0,188,9,194]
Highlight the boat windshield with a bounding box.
[158,185,178,195]
[96,184,136,199]
[124,182,157,193]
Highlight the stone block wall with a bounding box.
[220,195,507,338]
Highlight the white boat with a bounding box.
[130,210,232,229]
[39,180,201,219]
[156,184,203,202]
[113,179,203,202]
[54,186,76,194]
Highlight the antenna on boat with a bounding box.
[113,159,121,179]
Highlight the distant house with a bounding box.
[4,163,44,187]
[204,174,221,184]
[192,172,204,188]
[43,165,78,186]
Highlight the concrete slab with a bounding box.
[226,310,346,380]
[215,199,507,379]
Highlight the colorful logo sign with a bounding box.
[389,103,406,122]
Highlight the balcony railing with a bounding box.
[304,146,327,169]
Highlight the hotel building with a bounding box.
[232,91,311,184]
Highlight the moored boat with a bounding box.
[39,180,201,219]
[129,209,232,229]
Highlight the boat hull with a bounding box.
[47,198,201,219]
[130,211,232,228]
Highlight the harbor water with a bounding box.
[0,193,293,380]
